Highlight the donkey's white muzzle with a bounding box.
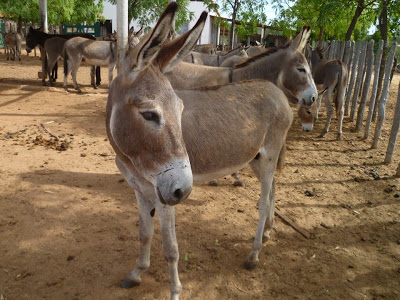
[156,159,193,206]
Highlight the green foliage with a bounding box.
[0,0,104,25]
[271,0,377,40]
[209,0,269,40]
[108,0,193,31]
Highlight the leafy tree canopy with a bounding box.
[0,0,104,25]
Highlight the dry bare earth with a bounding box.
[0,51,400,300]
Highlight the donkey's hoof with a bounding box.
[244,259,259,270]
[233,180,245,187]
[121,277,141,289]
[209,180,219,186]
[77,89,82,94]
[336,134,342,141]
[319,133,326,138]
[94,86,99,89]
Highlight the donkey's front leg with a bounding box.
[108,63,116,88]
[122,191,155,288]
[157,205,182,300]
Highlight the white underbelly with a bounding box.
[83,58,111,67]
[193,163,248,182]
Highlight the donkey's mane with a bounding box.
[315,45,324,59]
[223,46,241,55]
[234,44,290,68]
[187,79,267,91]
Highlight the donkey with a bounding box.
[185,46,245,66]
[25,27,101,87]
[166,28,316,187]
[63,37,117,93]
[301,45,348,140]
[107,3,293,299]
[219,49,248,68]
[4,32,22,61]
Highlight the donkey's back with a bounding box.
[65,37,116,66]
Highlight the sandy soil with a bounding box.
[0,51,400,300]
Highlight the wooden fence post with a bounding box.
[364,40,384,139]
[350,40,367,121]
[384,82,400,163]
[355,40,374,132]
[117,0,128,72]
[339,41,345,61]
[372,42,397,149]
[345,40,361,116]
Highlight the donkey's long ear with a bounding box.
[135,27,143,37]
[154,11,208,73]
[289,26,311,52]
[131,2,178,70]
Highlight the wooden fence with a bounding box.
[318,39,399,173]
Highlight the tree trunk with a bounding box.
[344,4,363,41]
[318,26,324,42]
[228,0,239,50]
[17,16,23,34]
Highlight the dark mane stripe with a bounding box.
[234,44,290,68]
[315,45,324,59]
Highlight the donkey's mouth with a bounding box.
[157,187,167,205]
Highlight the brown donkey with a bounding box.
[107,3,292,299]
[301,45,348,140]
[166,26,318,107]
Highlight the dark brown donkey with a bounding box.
[25,27,101,87]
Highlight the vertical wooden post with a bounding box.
[350,40,367,121]
[355,40,374,132]
[117,0,128,72]
[364,40,384,139]
[339,41,345,61]
[345,40,361,115]
[39,0,48,33]
[372,42,397,149]
[384,82,400,163]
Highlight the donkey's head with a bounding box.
[278,26,318,106]
[25,27,39,53]
[297,100,318,131]
[107,3,207,206]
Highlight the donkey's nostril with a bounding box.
[174,188,183,200]
[311,96,316,103]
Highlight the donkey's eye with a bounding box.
[306,110,312,115]
[297,67,306,73]
[141,111,160,124]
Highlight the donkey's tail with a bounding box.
[335,61,348,116]
[276,142,286,171]
[64,51,68,76]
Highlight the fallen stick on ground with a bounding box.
[40,121,59,141]
[275,207,313,239]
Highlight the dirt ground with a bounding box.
[0,51,399,300]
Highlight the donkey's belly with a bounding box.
[193,163,250,182]
[84,57,112,66]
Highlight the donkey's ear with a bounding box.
[154,11,208,73]
[135,27,143,37]
[132,2,178,70]
[289,26,311,52]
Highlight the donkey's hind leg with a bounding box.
[320,89,334,138]
[121,190,155,288]
[71,56,83,93]
[90,66,97,89]
[245,145,280,270]
[232,172,244,186]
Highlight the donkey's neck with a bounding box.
[232,50,287,85]
[34,30,50,47]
